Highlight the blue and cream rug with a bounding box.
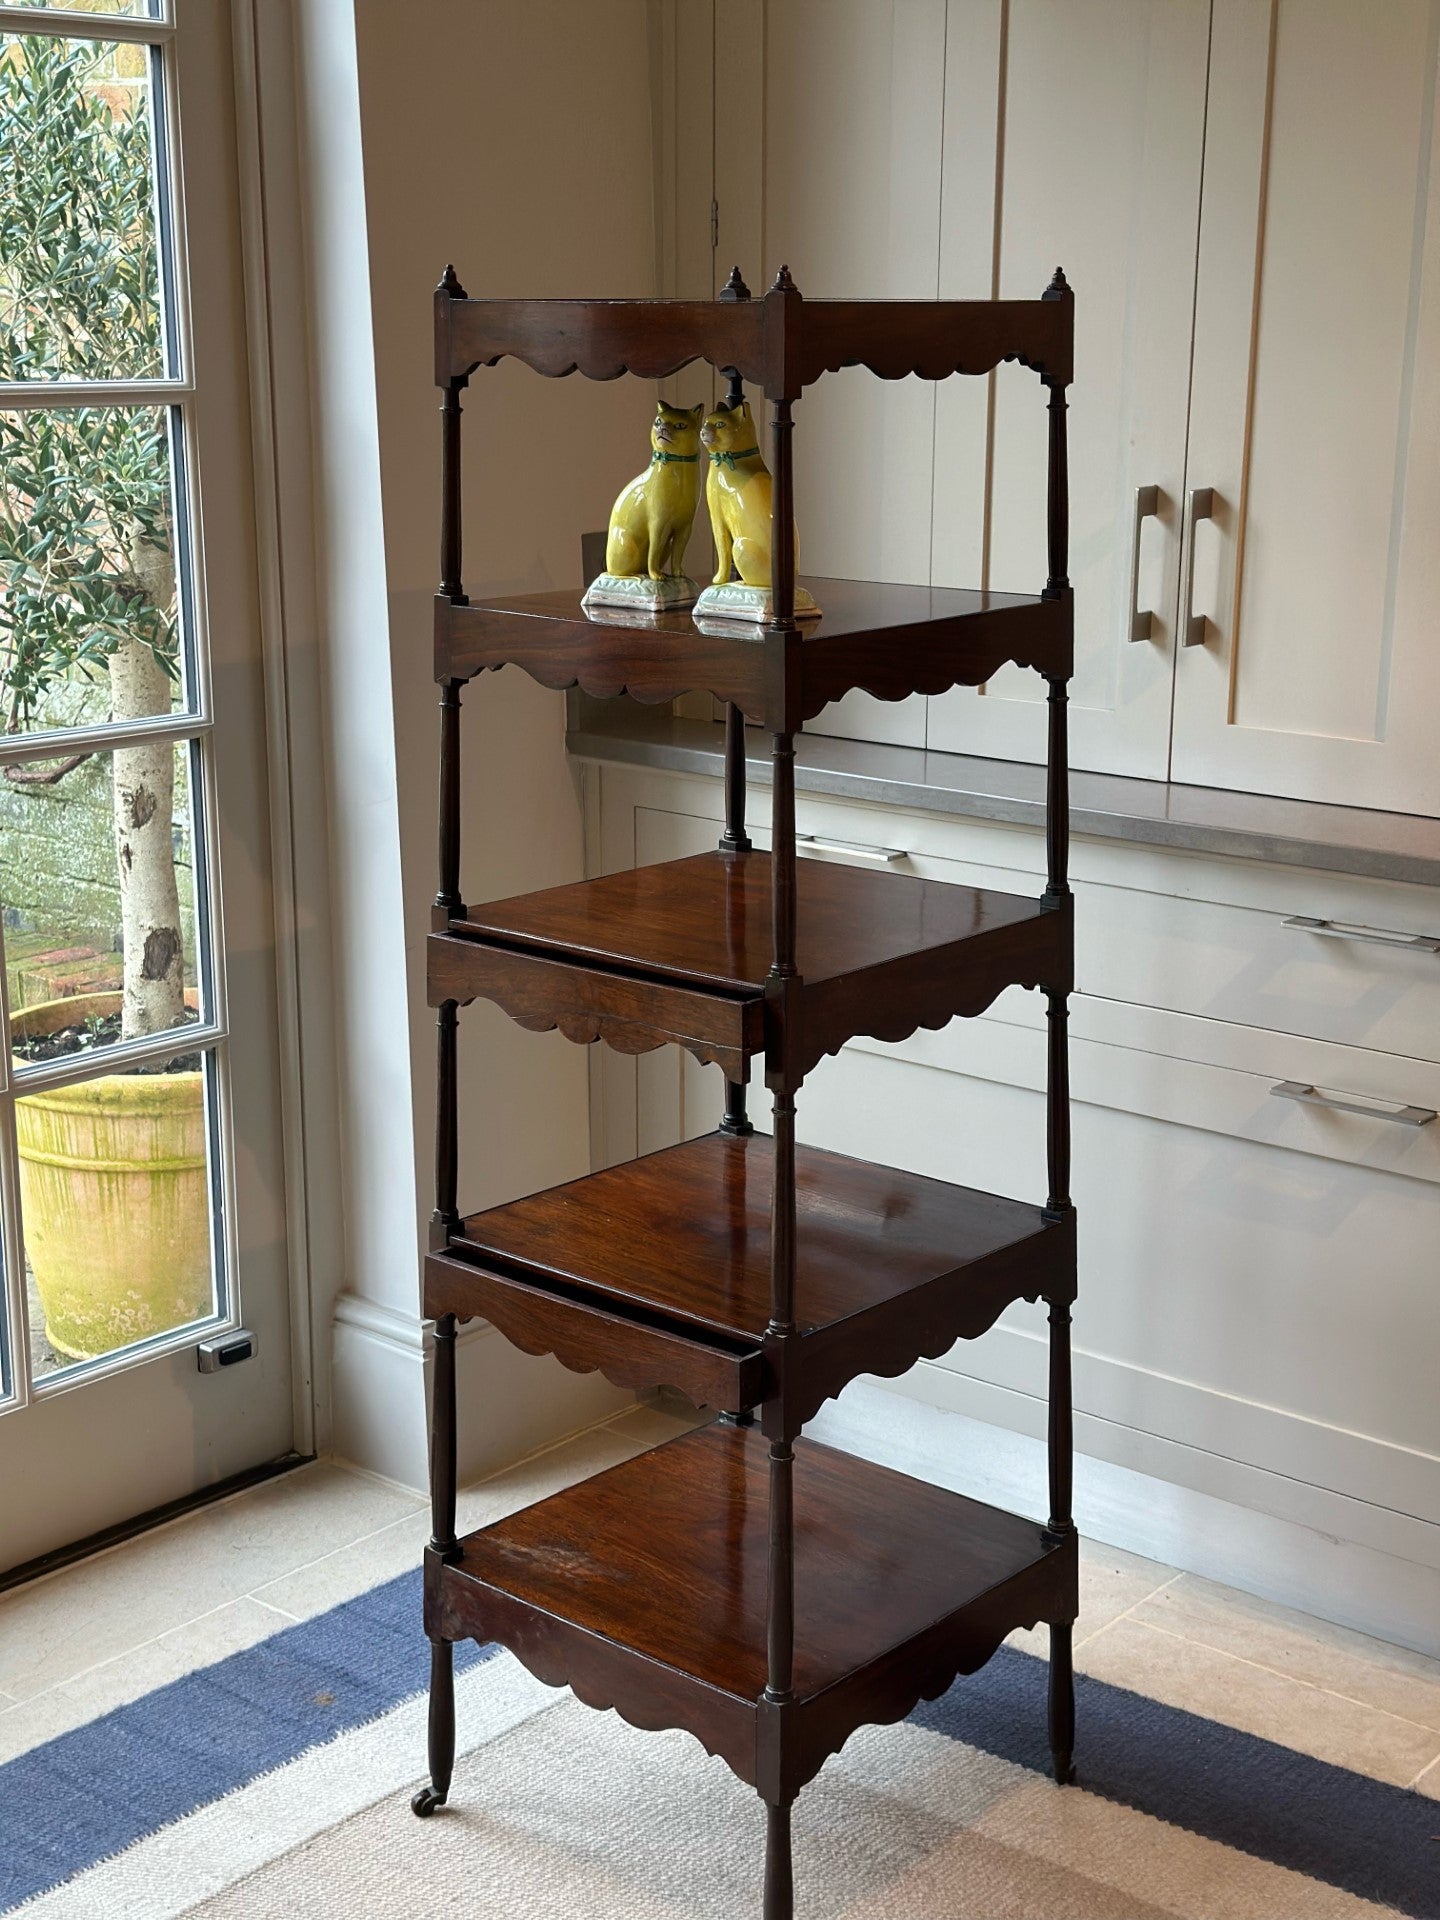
[2,1568,1436,1918]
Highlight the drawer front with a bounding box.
[1071,876,1440,1065]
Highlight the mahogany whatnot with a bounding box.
[415,263,1078,1915]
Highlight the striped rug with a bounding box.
[2,1567,1436,1918]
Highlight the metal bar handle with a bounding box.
[1127,485,1159,641]
[1284,914,1440,955]
[1270,1080,1436,1128]
[795,832,905,864]
[1181,486,1214,646]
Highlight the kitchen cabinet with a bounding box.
[709,0,1440,813]
[1171,0,1440,812]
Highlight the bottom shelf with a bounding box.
[429,1422,1076,1799]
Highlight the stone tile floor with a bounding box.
[1,1398,1437,1802]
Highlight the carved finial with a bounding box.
[1042,265,1071,301]
[437,263,467,299]
[771,263,799,294]
[721,264,752,302]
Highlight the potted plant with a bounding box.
[0,35,209,1360]
[11,993,207,1360]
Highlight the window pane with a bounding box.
[0,33,164,380]
[4,739,203,1066]
[0,405,190,733]
[7,5,158,16]
[20,1041,219,1377]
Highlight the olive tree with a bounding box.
[0,32,183,1040]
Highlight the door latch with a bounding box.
[197,1330,256,1373]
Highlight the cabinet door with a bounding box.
[715,0,950,748]
[928,0,1210,779]
[1171,0,1440,813]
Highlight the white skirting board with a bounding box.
[809,1371,1440,1661]
[328,1291,631,1491]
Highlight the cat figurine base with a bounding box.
[582,571,700,615]
[692,580,820,625]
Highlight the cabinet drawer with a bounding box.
[865,826,1440,1064]
[864,995,1440,1188]
[1072,878,1440,1065]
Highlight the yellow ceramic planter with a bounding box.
[13,993,210,1362]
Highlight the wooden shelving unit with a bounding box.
[414,263,1078,1918]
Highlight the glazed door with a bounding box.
[0,0,296,1572]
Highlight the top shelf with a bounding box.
[436,267,1074,400]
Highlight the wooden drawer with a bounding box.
[1066,860,1440,1065]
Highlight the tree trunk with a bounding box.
[110,538,184,1042]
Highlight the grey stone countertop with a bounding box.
[565,699,1440,890]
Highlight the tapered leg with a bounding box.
[1049,1620,1076,1785]
[412,1638,456,1816]
[414,1309,458,1819]
[763,1801,793,1920]
[1045,1285,1076,1785]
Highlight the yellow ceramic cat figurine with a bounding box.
[604,400,704,582]
[692,397,817,622]
[700,398,779,586]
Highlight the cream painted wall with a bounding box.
[351,0,661,1236]
[285,0,666,1482]
[284,0,412,1469]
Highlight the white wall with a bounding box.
[283,0,667,1484]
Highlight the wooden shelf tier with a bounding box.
[429,849,1071,1082]
[428,1421,1076,1799]
[435,577,1071,731]
[428,1129,1074,1418]
[437,286,1073,399]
